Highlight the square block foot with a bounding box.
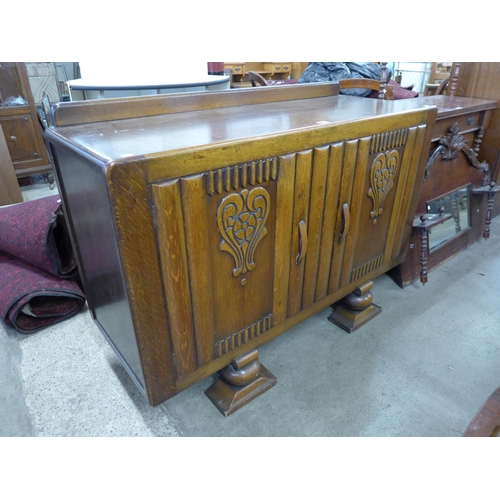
[205,365,277,417]
[328,303,382,333]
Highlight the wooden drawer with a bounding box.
[225,63,245,75]
[264,63,291,74]
[432,111,483,141]
[0,115,43,164]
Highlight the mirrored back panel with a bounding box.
[427,185,471,251]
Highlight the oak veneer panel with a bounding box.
[331,140,358,292]
[315,143,343,301]
[302,146,329,309]
[179,173,216,366]
[272,153,296,325]
[107,160,176,405]
[288,150,313,317]
[340,137,373,288]
[152,179,197,378]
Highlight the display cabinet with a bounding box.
[46,84,436,414]
[0,62,53,182]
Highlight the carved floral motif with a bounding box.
[217,187,270,276]
[368,150,399,218]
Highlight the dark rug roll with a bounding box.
[0,194,77,278]
[0,250,85,334]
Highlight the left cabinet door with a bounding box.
[152,157,292,376]
[0,115,43,166]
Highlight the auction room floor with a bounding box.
[2,180,500,437]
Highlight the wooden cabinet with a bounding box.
[262,62,292,79]
[0,62,52,180]
[224,62,294,85]
[0,129,23,206]
[46,84,436,411]
[450,62,500,219]
[388,95,498,287]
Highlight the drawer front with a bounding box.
[264,63,291,74]
[0,115,43,163]
[433,112,482,142]
[277,63,291,73]
[226,64,244,75]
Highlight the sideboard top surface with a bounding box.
[46,85,439,167]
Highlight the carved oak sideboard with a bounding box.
[45,83,437,414]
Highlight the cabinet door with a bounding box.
[0,115,43,165]
[338,125,428,288]
[152,157,294,375]
[276,144,344,317]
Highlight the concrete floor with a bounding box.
[2,180,500,437]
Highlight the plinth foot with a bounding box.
[205,349,277,416]
[328,281,382,333]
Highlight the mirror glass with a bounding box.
[427,186,470,251]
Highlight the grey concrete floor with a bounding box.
[2,180,500,437]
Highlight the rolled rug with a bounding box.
[0,194,77,278]
[0,250,85,334]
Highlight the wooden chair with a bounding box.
[424,62,452,96]
[248,71,270,87]
[250,64,393,100]
[424,62,461,97]
[338,78,394,100]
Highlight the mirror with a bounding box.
[427,186,470,251]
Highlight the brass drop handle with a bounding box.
[339,203,350,243]
[296,219,308,264]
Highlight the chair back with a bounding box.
[338,78,394,100]
[248,71,269,87]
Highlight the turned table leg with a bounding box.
[413,209,452,284]
[328,280,382,333]
[205,349,277,416]
[472,182,500,239]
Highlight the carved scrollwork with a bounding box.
[368,150,399,219]
[217,187,270,277]
[424,123,490,182]
[439,123,463,160]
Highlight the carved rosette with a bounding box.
[217,186,270,277]
[368,150,399,219]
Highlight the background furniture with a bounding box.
[449,63,500,188]
[249,71,395,100]
[66,74,230,100]
[0,131,23,206]
[0,62,53,184]
[225,62,301,87]
[388,94,498,287]
[46,84,436,414]
[24,62,62,105]
[338,78,394,100]
[424,62,452,96]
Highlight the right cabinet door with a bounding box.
[337,125,429,289]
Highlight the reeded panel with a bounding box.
[277,144,344,315]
